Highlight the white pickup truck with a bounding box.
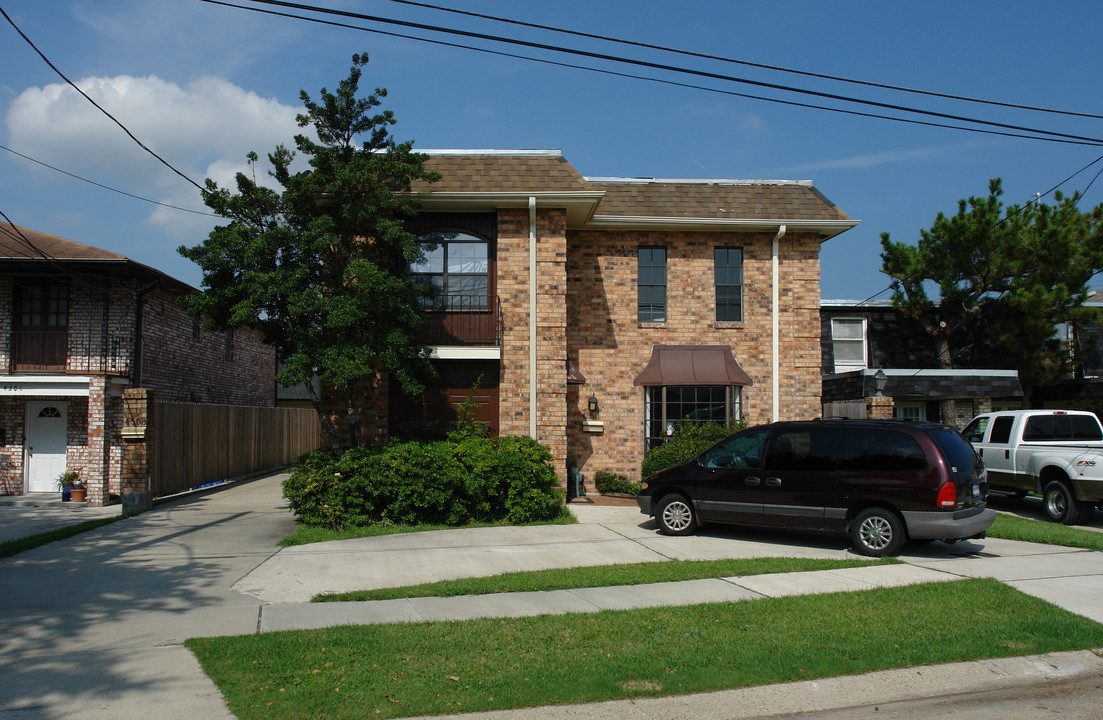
[962,409,1103,524]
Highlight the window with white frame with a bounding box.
[830,317,867,373]
[643,385,742,449]
[895,403,926,421]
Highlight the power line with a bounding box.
[382,0,1103,122]
[0,5,205,192]
[205,0,1103,148]
[1,144,218,217]
[229,0,1103,146]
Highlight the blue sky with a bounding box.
[3,0,1102,300]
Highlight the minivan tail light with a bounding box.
[936,481,957,508]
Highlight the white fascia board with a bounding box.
[0,375,94,396]
[431,346,502,360]
[873,369,1020,378]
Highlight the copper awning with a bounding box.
[633,345,754,387]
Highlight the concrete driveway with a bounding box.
[2,471,1102,719]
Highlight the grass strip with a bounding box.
[0,511,139,559]
[188,578,1103,719]
[987,513,1103,551]
[279,512,576,547]
[315,556,897,602]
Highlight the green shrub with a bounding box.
[283,435,566,530]
[641,420,746,479]
[593,470,641,496]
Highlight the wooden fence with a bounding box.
[149,402,321,498]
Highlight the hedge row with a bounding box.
[283,435,566,530]
[640,420,746,479]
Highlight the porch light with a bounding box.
[588,394,599,414]
[874,369,887,396]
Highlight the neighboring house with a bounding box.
[323,149,858,486]
[1033,296,1103,415]
[820,299,1023,426]
[0,223,275,504]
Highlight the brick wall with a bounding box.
[139,286,274,406]
[564,229,823,483]
[498,208,569,484]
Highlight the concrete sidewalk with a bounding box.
[2,472,1103,719]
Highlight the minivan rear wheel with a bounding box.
[851,507,905,557]
[656,494,697,536]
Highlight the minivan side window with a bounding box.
[702,428,768,469]
[837,429,926,472]
[764,428,837,472]
[989,417,1015,444]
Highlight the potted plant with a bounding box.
[56,470,84,502]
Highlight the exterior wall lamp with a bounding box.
[874,369,887,396]
[588,394,599,414]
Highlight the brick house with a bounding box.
[341,149,857,488]
[0,223,275,504]
[820,298,1023,426]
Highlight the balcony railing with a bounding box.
[11,329,67,372]
[421,295,502,346]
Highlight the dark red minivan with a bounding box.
[636,418,994,556]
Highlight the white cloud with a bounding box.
[787,142,984,173]
[5,72,304,237]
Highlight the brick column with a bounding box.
[866,395,894,419]
[85,377,110,505]
[120,388,154,511]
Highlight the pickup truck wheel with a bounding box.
[851,507,905,557]
[656,494,697,536]
[1043,480,1088,525]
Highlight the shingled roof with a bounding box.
[0,222,191,290]
[409,150,857,238]
[588,179,851,223]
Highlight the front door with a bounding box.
[26,401,68,492]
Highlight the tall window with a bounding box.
[13,283,69,370]
[638,247,666,322]
[410,232,489,309]
[830,317,867,372]
[644,385,742,449]
[714,248,743,321]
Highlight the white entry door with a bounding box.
[26,401,68,492]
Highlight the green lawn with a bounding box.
[188,579,1103,720]
[987,513,1103,550]
[315,556,897,602]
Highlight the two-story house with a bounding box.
[327,150,858,487]
[0,223,275,504]
[820,298,1023,426]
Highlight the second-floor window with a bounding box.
[714,248,743,321]
[638,247,666,322]
[831,317,867,372]
[411,232,489,310]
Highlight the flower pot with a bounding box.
[61,488,71,502]
[69,487,87,503]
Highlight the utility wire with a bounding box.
[1,145,218,217]
[382,0,1103,122]
[231,0,1103,146]
[206,1,1102,147]
[0,5,205,192]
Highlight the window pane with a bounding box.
[411,244,444,273]
[448,243,488,273]
[832,318,864,340]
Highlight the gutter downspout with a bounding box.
[529,196,538,438]
[771,225,786,423]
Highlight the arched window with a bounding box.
[38,406,62,418]
[410,231,489,309]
